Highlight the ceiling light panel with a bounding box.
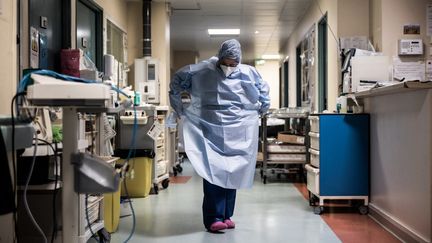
[208,29,240,35]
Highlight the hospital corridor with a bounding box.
[103,160,399,243]
[0,0,431,243]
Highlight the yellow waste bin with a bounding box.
[118,157,153,198]
[103,180,121,233]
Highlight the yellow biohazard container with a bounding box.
[118,157,153,198]
[103,180,121,233]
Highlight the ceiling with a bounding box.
[164,0,313,63]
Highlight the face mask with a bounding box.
[220,65,237,77]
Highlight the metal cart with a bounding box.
[260,108,309,184]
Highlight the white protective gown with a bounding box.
[169,57,270,189]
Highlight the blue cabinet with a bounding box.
[307,114,369,214]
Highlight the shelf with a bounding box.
[355,81,432,98]
[18,181,63,191]
[84,220,104,241]
[267,160,307,164]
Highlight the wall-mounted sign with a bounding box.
[30,27,39,68]
[40,16,48,29]
[82,37,88,48]
[403,24,420,35]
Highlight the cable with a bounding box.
[10,91,26,242]
[22,133,48,243]
[313,0,341,53]
[35,138,59,243]
[123,105,138,243]
[122,179,136,243]
[85,194,99,240]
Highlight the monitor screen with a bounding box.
[148,64,156,80]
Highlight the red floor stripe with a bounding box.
[293,183,401,243]
[169,176,192,184]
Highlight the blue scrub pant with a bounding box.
[202,179,237,229]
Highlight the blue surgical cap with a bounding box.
[217,39,242,64]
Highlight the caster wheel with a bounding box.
[162,179,170,189]
[308,193,316,206]
[173,168,178,177]
[358,205,369,215]
[314,206,324,215]
[176,165,183,173]
[153,184,159,194]
[263,175,267,184]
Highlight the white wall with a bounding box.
[283,0,339,112]
[96,0,128,31]
[151,2,170,106]
[366,90,432,243]
[367,1,431,242]
[338,0,370,37]
[380,0,429,57]
[256,60,280,109]
[0,0,17,114]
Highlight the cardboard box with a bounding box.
[277,132,305,145]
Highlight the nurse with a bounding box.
[169,39,270,232]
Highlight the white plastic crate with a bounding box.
[305,164,320,196]
[267,144,306,153]
[309,116,320,133]
[309,132,320,150]
[156,160,168,177]
[309,148,320,167]
[268,153,306,162]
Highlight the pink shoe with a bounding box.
[209,221,228,232]
[224,219,235,229]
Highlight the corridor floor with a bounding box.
[110,161,400,243]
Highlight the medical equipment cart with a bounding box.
[116,105,170,194]
[260,108,309,184]
[168,125,183,176]
[306,114,369,215]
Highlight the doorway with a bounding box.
[318,14,328,112]
[76,0,103,70]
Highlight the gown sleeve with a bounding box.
[169,65,192,116]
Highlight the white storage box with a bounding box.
[305,164,319,196]
[309,132,320,150]
[156,160,167,177]
[267,153,306,162]
[309,148,320,167]
[309,116,320,133]
[267,144,306,153]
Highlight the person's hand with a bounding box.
[166,112,178,128]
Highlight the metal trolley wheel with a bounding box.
[313,206,324,215]
[176,164,183,173]
[162,178,170,189]
[358,205,369,215]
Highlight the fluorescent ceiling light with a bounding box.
[261,54,281,60]
[254,30,259,34]
[256,59,266,65]
[208,29,240,35]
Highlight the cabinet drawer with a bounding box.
[309,148,320,167]
[309,116,320,133]
[309,132,320,150]
[305,164,319,196]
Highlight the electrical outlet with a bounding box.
[40,16,48,29]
